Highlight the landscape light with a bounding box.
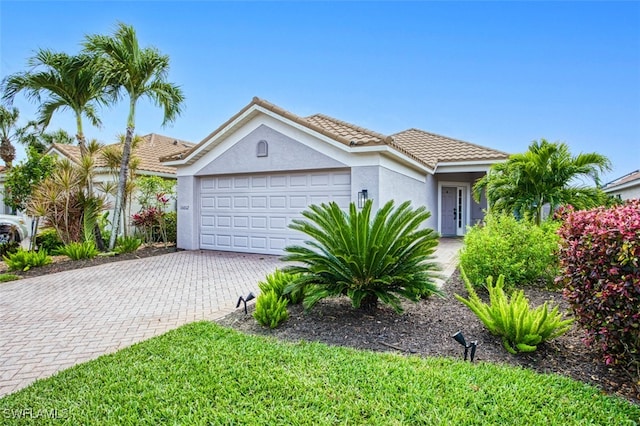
[236,292,256,314]
[451,331,478,362]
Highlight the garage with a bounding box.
[199,169,351,255]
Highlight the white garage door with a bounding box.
[199,170,351,255]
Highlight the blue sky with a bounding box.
[1,1,639,183]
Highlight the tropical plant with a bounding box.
[35,228,64,253]
[459,213,560,290]
[455,268,573,354]
[3,248,52,271]
[27,158,108,245]
[3,146,56,211]
[115,235,142,254]
[84,22,184,250]
[2,50,107,154]
[557,200,640,369]
[473,139,612,224]
[57,241,99,260]
[253,290,289,329]
[0,105,19,167]
[0,241,20,258]
[258,269,304,304]
[282,200,442,314]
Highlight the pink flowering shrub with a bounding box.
[557,200,640,368]
[131,193,171,245]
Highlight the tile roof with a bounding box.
[603,170,640,190]
[51,133,194,175]
[391,128,509,169]
[161,97,509,170]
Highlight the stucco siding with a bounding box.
[176,176,199,250]
[379,166,426,207]
[351,166,380,210]
[424,173,438,230]
[195,125,346,176]
[608,185,640,201]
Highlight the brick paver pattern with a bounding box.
[0,250,283,398]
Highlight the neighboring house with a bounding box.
[162,97,509,255]
[0,133,194,229]
[602,170,640,201]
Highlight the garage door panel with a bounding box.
[200,170,351,255]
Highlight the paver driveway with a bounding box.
[0,250,283,398]
[0,239,461,398]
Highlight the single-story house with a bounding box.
[162,97,509,255]
[602,170,640,201]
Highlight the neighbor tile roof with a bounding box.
[51,133,194,175]
[603,170,640,189]
[161,97,509,169]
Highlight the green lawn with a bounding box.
[1,322,638,425]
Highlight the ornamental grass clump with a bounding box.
[253,290,289,329]
[57,241,99,260]
[258,269,304,304]
[557,200,640,369]
[3,248,52,271]
[283,200,442,314]
[455,267,573,354]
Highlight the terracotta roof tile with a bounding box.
[304,114,388,146]
[391,128,509,169]
[51,133,194,175]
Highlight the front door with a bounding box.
[441,186,457,236]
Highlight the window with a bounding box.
[257,140,268,157]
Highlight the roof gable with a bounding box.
[603,170,640,191]
[161,97,509,170]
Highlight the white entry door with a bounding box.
[199,170,351,255]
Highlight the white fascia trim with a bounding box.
[92,167,176,179]
[435,161,497,173]
[603,180,640,193]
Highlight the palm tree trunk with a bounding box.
[109,126,134,250]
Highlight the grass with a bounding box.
[1,322,638,425]
[0,273,20,283]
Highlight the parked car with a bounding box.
[0,214,32,249]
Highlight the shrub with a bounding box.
[3,249,52,271]
[35,228,64,253]
[459,213,560,290]
[283,200,442,314]
[455,267,573,354]
[57,241,99,260]
[164,211,177,244]
[115,236,142,254]
[259,269,304,304]
[557,200,640,368]
[253,290,289,328]
[0,241,20,258]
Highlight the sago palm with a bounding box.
[474,139,611,224]
[283,200,442,314]
[84,22,184,249]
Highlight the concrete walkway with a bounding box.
[0,239,462,398]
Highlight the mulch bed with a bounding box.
[0,244,178,278]
[218,269,639,405]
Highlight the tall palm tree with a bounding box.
[84,22,184,249]
[473,139,612,224]
[0,105,19,167]
[2,50,108,155]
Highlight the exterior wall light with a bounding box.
[452,331,477,362]
[357,189,368,208]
